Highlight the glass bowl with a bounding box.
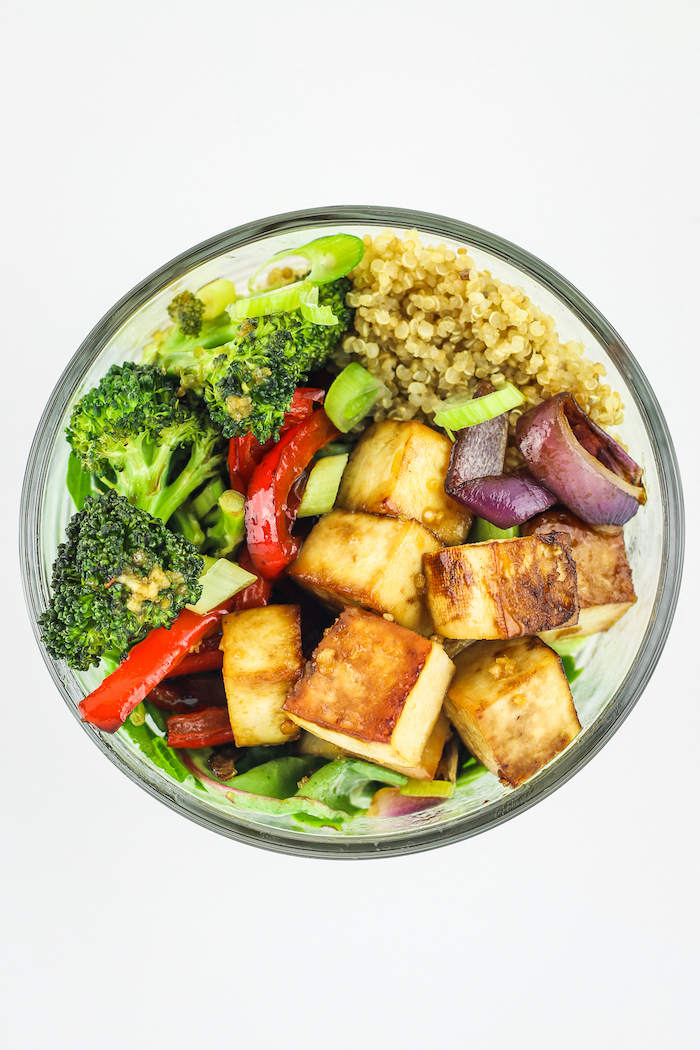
[20,206,684,858]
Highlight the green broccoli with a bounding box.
[66,362,226,525]
[145,278,353,444]
[39,491,204,670]
[167,290,205,337]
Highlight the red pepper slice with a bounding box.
[78,599,237,733]
[228,548,273,609]
[166,707,234,749]
[229,388,326,492]
[164,648,224,677]
[245,409,340,579]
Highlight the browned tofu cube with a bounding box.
[522,509,636,642]
[287,508,441,636]
[284,607,455,769]
[424,534,579,640]
[220,605,304,747]
[336,419,473,545]
[445,636,581,787]
[296,711,452,780]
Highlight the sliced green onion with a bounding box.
[400,778,454,798]
[191,477,226,519]
[248,233,364,292]
[187,558,257,615]
[469,517,520,542]
[230,280,338,325]
[434,381,525,431]
[195,278,237,320]
[298,454,349,517]
[325,363,384,432]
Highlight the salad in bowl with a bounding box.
[21,207,683,857]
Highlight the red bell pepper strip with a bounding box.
[166,707,234,749]
[228,548,273,609]
[229,388,326,492]
[78,599,237,733]
[164,648,224,677]
[164,632,223,678]
[245,409,340,579]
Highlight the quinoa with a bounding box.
[335,230,624,465]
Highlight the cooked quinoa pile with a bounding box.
[335,230,624,452]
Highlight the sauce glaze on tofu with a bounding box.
[284,607,455,770]
[424,534,579,640]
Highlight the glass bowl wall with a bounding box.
[20,207,684,858]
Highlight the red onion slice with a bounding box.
[515,394,645,526]
[366,787,443,818]
[448,468,558,528]
[445,381,508,495]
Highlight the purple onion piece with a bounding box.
[448,468,557,528]
[445,382,508,495]
[515,394,645,526]
[366,787,444,818]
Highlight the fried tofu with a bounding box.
[445,636,581,787]
[424,534,579,640]
[297,711,452,780]
[522,509,636,642]
[287,509,441,636]
[336,419,473,545]
[220,605,304,747]
[283,607,455,770]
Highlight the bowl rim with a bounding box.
[19,205,685,859]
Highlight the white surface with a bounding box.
[1,1,698,1047]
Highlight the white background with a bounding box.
[2,2,698,1047]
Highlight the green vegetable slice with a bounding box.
[230,280,339,326]
[297,454,349,517]
[186,558,257,615]
[195,278,236,320]
[247,233,364,292]
[469,517,520,542]
[325,363,384,432]
[400,777,454,798]
[434,381,525,431]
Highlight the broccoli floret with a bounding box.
[167,290,205,337]
[146,278,354,443]
[39,491,204,670]
[202,489,246,558]
[66,362,226,525]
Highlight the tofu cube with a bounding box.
[283,607,455,768]
[522,509,637,642]
[336,420,473,545]
[445,636,581,787]
[220,605,304,747]
[295,711,453,780]
[287,508,441,636]
[424,534,579,640]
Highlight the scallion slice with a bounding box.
[230,280,338,326]
[297,454,349,518]
[186,558,257,615]
[195,278,237,320]
[325,363,384,432]
[400,778,454,798]
[247,233,364,293]
[434,382,525,432]
[469,517,520,542]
